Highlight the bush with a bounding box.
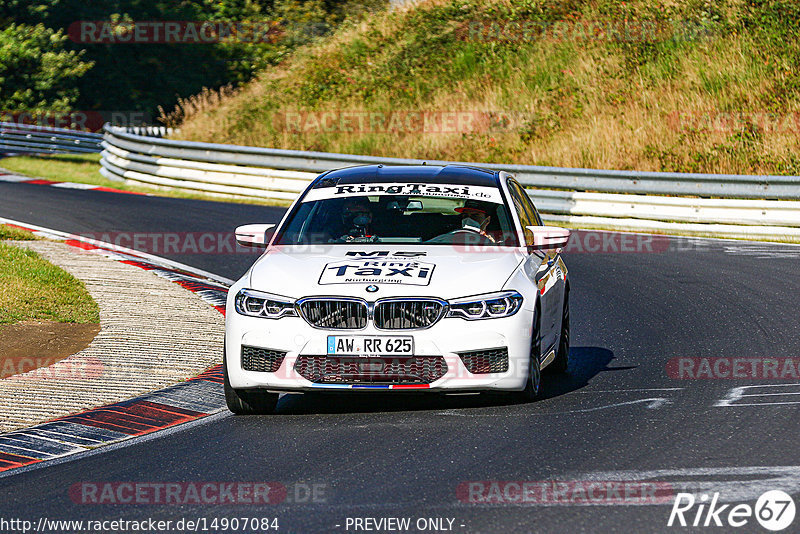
[0,23,92,113]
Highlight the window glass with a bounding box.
[515,182,543,226]
[506,179,535,245]
[275,194,520,246]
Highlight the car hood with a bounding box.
[248,245,526,300]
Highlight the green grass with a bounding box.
[0,224,37,241]
[0,153,105,185]
[0,154,287,206]
[0,232,100,325]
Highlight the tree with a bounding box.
[0,23,93,113]
[2,0,256,116]
[0,0,384,118]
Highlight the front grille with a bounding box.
[373,299,445,330]
[241,346,287,372]
[458,347,509,374]
[299,299,368,329]
[294,356,448,384]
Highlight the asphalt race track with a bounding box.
[2,180,800,533]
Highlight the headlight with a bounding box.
[446,291,523,320]
[234,289,297,319]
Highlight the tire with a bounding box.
[515,305,542,402]
[223,349,279,415]
[545,284,570,374]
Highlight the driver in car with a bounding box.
[336,197,376,242]
[455,200,496,243]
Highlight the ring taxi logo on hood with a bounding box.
[319,260,435,286]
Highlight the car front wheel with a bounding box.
[546,284,570,374]
[515,306,542,402]
[223,349,279,414]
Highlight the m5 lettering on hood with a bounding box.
[345,251,427,258]
[319,260,435,286]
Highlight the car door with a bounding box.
[506,178,561,356]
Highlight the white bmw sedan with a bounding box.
[224,164,570,414]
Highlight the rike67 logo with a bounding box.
[668,490,796,531]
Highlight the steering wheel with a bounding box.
[426,228,495,244]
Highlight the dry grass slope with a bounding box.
[172,0,800,175]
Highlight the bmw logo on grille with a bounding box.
[366,285,379,293]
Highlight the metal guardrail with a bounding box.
[0,122,103,155]
[102,126,800,200]
[100,125,800,240]
[121,126,175,138]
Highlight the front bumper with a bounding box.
[225,308,535,393]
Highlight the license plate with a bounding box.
[327,336,414,356]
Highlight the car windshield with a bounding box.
[275,191,520,246]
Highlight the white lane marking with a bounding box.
[436,397,672,417]
[573,388,684,393]
[573,466,800,503]
[0,174,32,183]
[715,383,800,407]
[561,398,671,412]
[624,233,800,250]
[0,436,84,458]
[0,409,230,479]
[741,392,800,397]
[726,402,800,406]
[722,244,800,259]
[38,465,797,511]
[0,216,234,285]
[17,422,126,447]
[50,182,98,190]
[268,467,800,509]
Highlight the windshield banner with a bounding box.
[303,182,503,203]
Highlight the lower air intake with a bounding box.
[294,356,447,384]
[458,347,509,374]
[241,346,287,373]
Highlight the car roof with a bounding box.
[311,164,501,189]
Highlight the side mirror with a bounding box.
[526,226,570,251]
[235,224,276,248]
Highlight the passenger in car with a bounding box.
[455,200,496,243]
[337,197,376,241]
